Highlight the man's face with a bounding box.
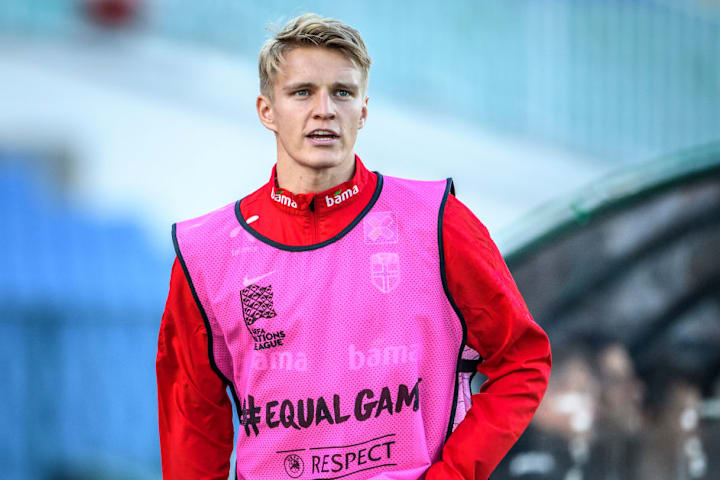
[257,47,368,173]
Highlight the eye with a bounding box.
[294,89,310,97]
[336,89,351,98]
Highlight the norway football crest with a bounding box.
[370,252,400,293]
[240,284,277,327]
[364,211,399,244]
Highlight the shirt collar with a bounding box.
[266,155,373,215]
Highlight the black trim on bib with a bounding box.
[438,178,470,442]
[459,359,480,373]
[234,172,384,252]
[172,224,244,426]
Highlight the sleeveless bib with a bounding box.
[173,174,477,480]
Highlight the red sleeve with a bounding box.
[426,194,552,480]
[156,257,235,479]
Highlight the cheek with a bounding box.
[275,115,303,142]
[343,108,364,130]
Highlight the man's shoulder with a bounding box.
[382,173,452,186]
[174,200,238,230]
[172,200,240,254]
[380,174,454,205]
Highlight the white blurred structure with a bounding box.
[0,34,605,250]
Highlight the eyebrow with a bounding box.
[333,82,359,92]
[282,82,315,92]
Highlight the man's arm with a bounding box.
[156,258,235,479]
[426,194,552,480]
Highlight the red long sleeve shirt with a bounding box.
[156,156,551,479]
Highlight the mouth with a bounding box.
[306,129,340,145]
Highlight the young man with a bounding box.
[156,14,551,480]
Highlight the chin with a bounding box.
[299,151,348,170]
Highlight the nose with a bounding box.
[312,90,336,119]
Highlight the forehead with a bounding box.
[274,46,364,87]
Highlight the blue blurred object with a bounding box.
[0,150,168,480]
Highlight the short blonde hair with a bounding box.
[258,13,372,99]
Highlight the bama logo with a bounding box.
[325,185,359,207]
[252,351,308,372]
[348,343,419,370]
[271,187,298,209]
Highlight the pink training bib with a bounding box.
[173,174,478,480]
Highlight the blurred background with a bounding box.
[1,0,719,479]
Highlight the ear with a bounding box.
[358,96,369,129]
[257,94,277,133]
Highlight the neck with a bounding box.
[275,155,356,194]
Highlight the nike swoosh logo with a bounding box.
[243,271,275,286]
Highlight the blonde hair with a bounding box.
[258,13,371,99]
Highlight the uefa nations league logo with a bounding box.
[240,284,277,327]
